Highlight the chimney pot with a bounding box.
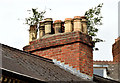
[39,22,45,38]
[81,16,86,19]
[81,16,88,34]
[44,18,53,34]
[64,18,73,33]
[29,25,37,43]
[74,16,81,19]
[73,16,82,32]
[44,18,53,21]
[54,20,62,23]
[54,20,62,34]
[65,18,72,21]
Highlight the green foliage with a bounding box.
[84,3,104,50]
[25,5,104,50]
[25,8,46,26]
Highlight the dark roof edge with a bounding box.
[0,67,46,82]
[93,74,120,83]
[0,43,53,64]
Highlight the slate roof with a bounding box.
[0,43,91,82]
[0,43,119,83]
[93,74,120,83]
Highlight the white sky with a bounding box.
[0,0,119,61]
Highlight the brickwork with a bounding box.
[24,31,93,52]
[112,37,120,62]
[112,37,120,81]
[23,31,94,78]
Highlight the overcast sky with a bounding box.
[0,0,119,61]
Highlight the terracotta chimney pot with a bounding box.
[73,16,82,31]
[64,18,73,33]
[44,18,53,34]
[54,20,62,34]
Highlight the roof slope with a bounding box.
[93,74,120,83]
[0,43,91,82]
[0,43,119,83]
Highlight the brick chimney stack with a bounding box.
[112,37,120,62]
[29,25,37,42]
[24,16,94,80]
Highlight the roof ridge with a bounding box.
[93,60,113,62]
[93,60,117,64]
[0,43,53,63]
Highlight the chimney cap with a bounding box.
[81,16,86,19]
[39,22,45,26]
[74,16,81,19]
[54,20,62,23]
[40,21,44,24]
[29,25,37,31]
[44,18,53,21]
[65,18,72,21]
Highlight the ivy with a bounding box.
[25,4,104,50]
[25,8,46,26]
[84,3,104,50]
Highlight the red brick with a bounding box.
[23,31,94,77]
[112,37,120,62]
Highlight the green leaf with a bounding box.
[84,3,104,50]
[25,8,46,26]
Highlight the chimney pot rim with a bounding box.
[54,20,62,23]
[65,18,72,21]
[80,16,86,19]
[44,18,53,21]
[74,16,81,19]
